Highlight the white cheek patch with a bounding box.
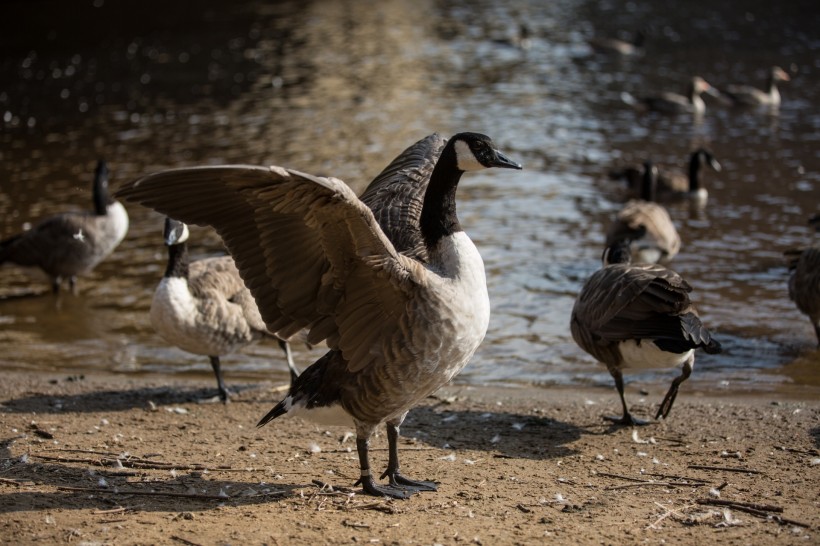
[178,223,190,243]
[454,140,484,171]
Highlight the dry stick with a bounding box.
[687,464,763,474]
[170,535,203,546]
[697,499,811,528]
[697,498,783,513]
[0,477,27,486]
[595,471,649,483]
[56,485,287,500]
[605,482,701,491]
[644,472,711,484]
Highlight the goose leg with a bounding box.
[209,356,231,403]
[605,368,649,426]
[379,419,437,493]
[277,339,300,384]
[354,435,411,499]
[656,357,693,420]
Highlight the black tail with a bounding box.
[256,349,342,428]
[0,234,21,264]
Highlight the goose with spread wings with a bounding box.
[117,132,522,498]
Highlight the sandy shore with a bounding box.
[0,370,817,545]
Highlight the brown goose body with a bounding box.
[639,76,713,116]
[0,161,129,293]
[723,66,790,107]
[151,218,300,402]
[570,242,721,425]
[605,163,681,264]
[785,215,820,346]
[117,132,522,498]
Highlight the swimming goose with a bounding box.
[610,149,721,206]
[637,76,714,115]
[785,214,820,346]
[722,66,790,108]
[116,132,523,498]
[151,217,301,402]
[0,160,129,293]
[605,162,681,264]
[587,30,644,56]
[570,240,722,425]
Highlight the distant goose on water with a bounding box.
[785,214,820,346]
[151,217,301,402]
[117,132,523,498]
[626,76,715,116]
[605,162,681,264]
[587,30,644,56]
[0,160,129,293]
[722,66,791,108]
[570,240,722,425]
[610,148,721,206]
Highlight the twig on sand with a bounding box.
[644,472,711,484]
[606,481,701,491]
[56,485,287,501]
[648,501,693,529]
[696,498,811,528]
[687,464,763,474]
[170,535,203,546]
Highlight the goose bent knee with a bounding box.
[0,160,129,294]
[117,132,522,498]
[151,217,301,402]
[570,240,722,426]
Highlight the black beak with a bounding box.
[491,149,523,170]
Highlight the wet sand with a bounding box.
[0,371,817,545]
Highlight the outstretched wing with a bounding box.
[117,165,426,372]
[359,133,447,262]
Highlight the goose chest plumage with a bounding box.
[117,132,522,498]
[0,160,129,293]
[570,241,722,426]
[151,217,301,402]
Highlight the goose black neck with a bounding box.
[164,242,190,279]
[640,166,657,202]
[92,162,110,216]
[421,141,464,248]
[688,153,703,191]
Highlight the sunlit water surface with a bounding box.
[1,0,819,396]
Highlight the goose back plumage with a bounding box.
[786,215,820,345]
[571,242,721,424]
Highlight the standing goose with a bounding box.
[636,76,715,116]
[785,214,820,346]
[117,132,523,498]
[0,160,129,293]
[151,217,301,402]
[610,149,721,205]
[570,240,722,425]
[722,66,790,108]
[605,162,681,264]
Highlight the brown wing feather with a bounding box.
[117,165,425,372]
[358,133,447,262]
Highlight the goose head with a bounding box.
[693,148,722,173]
[163,217,190,247]
[771,66,791,84]
[451,132,523,172]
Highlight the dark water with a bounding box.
[1,0,819,394]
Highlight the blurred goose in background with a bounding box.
[587,30,644,56]
[117,132,522,498]
[571,240,722,425]
[626,76,715,116]
[0,160,129,294]
[151,217,301,403]
[606,162,681,264]
[610,148,721,206]
[785,214,820,346]
[722,66,790,108]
